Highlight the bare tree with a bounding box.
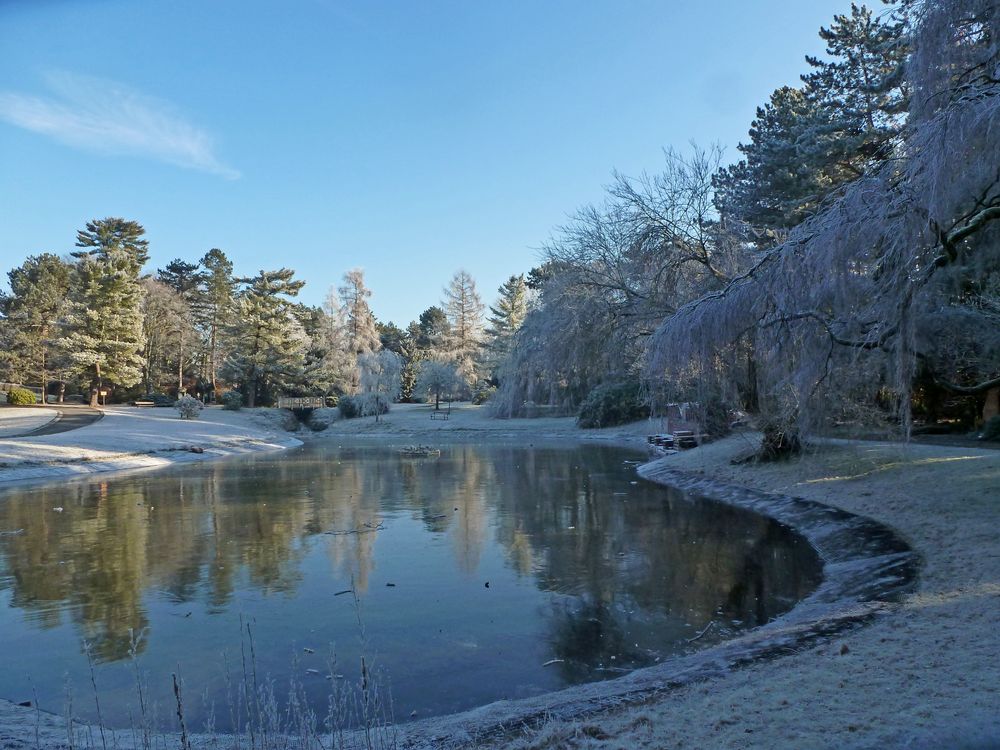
[358,350,401,422]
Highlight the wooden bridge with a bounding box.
[276,396,326,410]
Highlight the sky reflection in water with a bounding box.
[0,442,821,728]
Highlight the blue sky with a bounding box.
[1,0,852,325]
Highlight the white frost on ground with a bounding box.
[315,401,659,446]
[0,407,58,437]
[0,406,302,485]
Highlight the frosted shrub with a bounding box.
[221,391,243,410]
[176,394,202,420]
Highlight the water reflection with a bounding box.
[0,442,821,727]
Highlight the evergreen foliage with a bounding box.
[222,268,306,407]
[577,382,649,429]
[484,274,528,378]
[6,387,36,405]
[63,218,148,406]
[199,248,236,394]
[221,390,243,410]
[0,253,71,388]
[175,394,202,419]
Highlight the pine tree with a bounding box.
[337,269,381,356]
[713,86,830,235]
[442,270,485,390]
[715,5,909,238]
[484,274,528,378]
[223,268,306,407]
[157,259,204,299]
[63,218,148,406]
[801,3,909,173]
[299,298,353,397]
[155,259,204,395]
[414,306,450,354]
[0,253,72,392]
[199,249,235,395]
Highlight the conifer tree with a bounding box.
[714,4,909,238]
[414,306,450,354]
[484,274,528,377]
[199,248,235,395]
[337,269,381,356]
[223,268,306,407]
[712,86,829,235]
[801,3,909,173]
[300,296,353,397]
[63,218,148,406]
[157,259,204,299]
[0,253,72,391]
[442,269,485,390]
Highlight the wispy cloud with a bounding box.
[0,71,239,179]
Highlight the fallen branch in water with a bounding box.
[686,620,716,643]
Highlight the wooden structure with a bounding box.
[277,396,326,410]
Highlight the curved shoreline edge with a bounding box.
[0,443,920,750]
[390,457,921,749]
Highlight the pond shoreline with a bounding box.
[0,406,303,487]
[0,412,996,749]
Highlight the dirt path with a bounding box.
[11,405,104,437]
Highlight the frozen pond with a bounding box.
[0,441,821,729]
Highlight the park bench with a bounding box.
[133,400,155,407]
[430,408,450,420]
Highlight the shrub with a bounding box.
[338,394,389,419]
[981,415,1000,442]
[176,394,202,419]
[149,393,176,407]
[472,386,495,405]
[577,382,650,429]
[6,387,37,405]
[221,391,243,411]
[337,395,361,419]
[308,407,339,431]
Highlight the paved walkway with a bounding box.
[0,405,103,438]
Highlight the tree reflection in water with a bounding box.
[0,442,820,727]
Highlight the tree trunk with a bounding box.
[984,387,1000,424]
[210,321,218,396]
[177,334,184,397]
[89,362,102,408]
[40,347,46,404]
